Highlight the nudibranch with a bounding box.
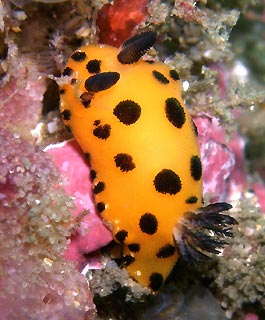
[59,31,237,293]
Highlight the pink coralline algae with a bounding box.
[194,116,234,200]
[194,116,235,202]
[194,114,265,212]
[0,128,96,320]
[45,140,113,270]
[0,57,45,141]
[194,115,251,204]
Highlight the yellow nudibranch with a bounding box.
[59,31,237,293]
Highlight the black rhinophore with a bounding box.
[117,31,157,64]
[85,72,120,92]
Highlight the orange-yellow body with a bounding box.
[60,44,203,291]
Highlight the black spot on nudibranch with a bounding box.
[62,67,73,76]
[152,70,169,84]
[154,169,182,195]
[139,213,158,235]
[128,243,140,253]
[93,120,101,126]
[149,273,163,292]
[59,89,65,95]
[122,255,135,266]
[169,69,180,81]
[156,244,176,258]
[185,196,198,204]
[71,51,87,62]
[190,155,202,181]
[61,109,71,121]
[115,230,128,243]
[114,153,135,172]
[113,100,141,125]
[117,31,157,64]
[85,72,120,92]
[96,202,105,213]
[80,92,93,108]
[165,98,186,129]
[86,59,101,73]
[90,169,97,180]
[93,181,105,194]
[93,124,111,139]
[191,120,198,137]
[84,153,91,163]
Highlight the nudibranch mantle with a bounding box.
[59,31,237,293]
